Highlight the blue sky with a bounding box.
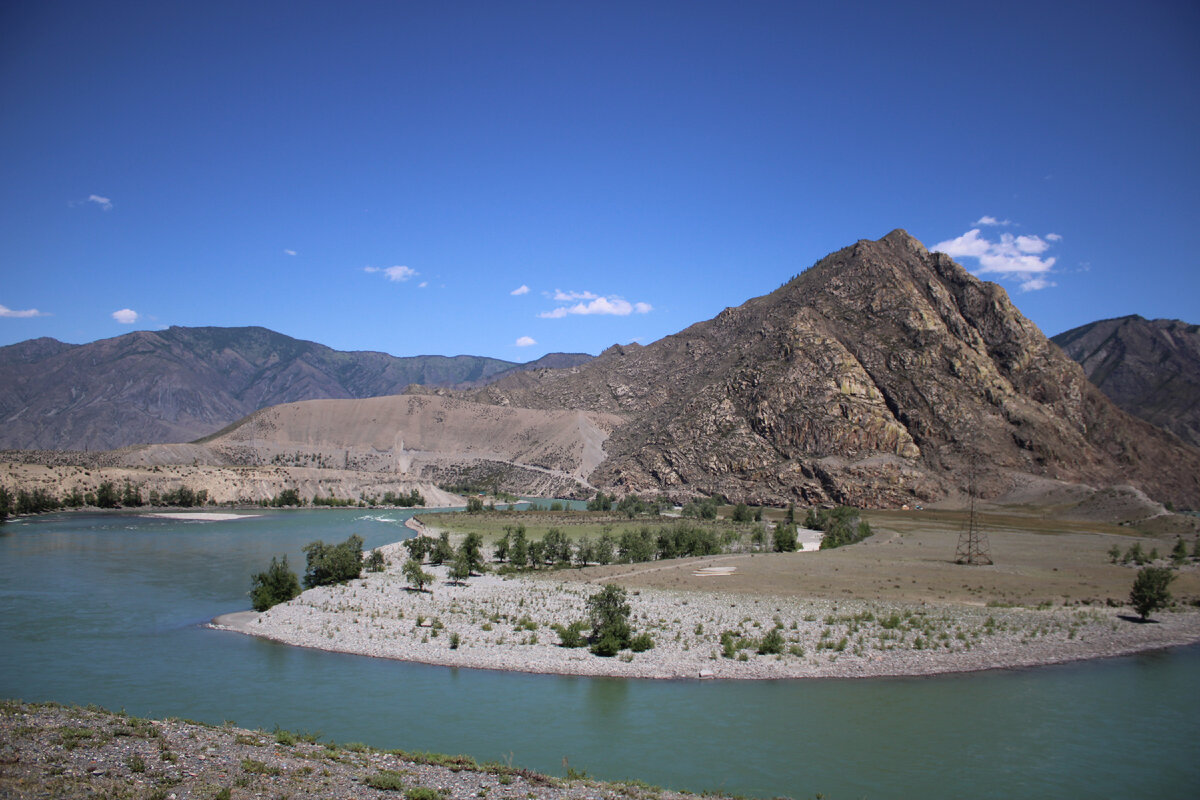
[2,1,1198,360]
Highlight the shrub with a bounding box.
[587,584,633,655]
[773,523,798,552]
[250,555,301,611]
[364,770,408,791]
[366,550,386,573]
[758,626,785,655]
[629,632,655,652]
[552,620,589,648]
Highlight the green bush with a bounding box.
[301,534,364,589]
[773,523,798,552]
[364,770,407,790]
[552,620,589,648]
[250,555,302,611]
[1130,566,1176,620]
[758,626,785,655]
[629,632,655,652]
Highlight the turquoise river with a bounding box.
[1,509,1196,798]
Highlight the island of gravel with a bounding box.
[214,516,1200,680]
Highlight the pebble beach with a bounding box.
[213,538,1200,680]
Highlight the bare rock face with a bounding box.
[1052,315,1200,448]
[469,230,1200,508]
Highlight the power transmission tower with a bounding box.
[955,456,992,565]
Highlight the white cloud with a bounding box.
[112,308,139,324]
[515,336,537,347]
[418,281,428,288]
[284,249,297,256]
[0,304,47,318]
[365,265,419,282]
[974,215,1011,226]
[932,223,1061,291]
[87,194,113,211]
[552,289,598,302]
[511,284,530,296]
[538,292,653,319]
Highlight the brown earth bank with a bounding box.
[0,461,464,508]
[0,700,708,800]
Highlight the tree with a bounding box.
[587,584,632,656]
[448,549,471,584]
[594,532,615,565]
[731,502,751,523]
[95,481,119,509]
[250,555,301,611]
[365,549,386,572]
[466,496,485,513]
[404,535,432,563]
[773,523,798,552]
[509,526,528,567]
[403,558,434,592]
[0,485,10,524]
[1130,566,1176,620]
[587,491,613,512]
[459,532,485,574]
[495,528,511,563]
[121,480,142,507]
[1171,537,1188,565]
[430,532,454,566]
[301,534,364,589]
[574,535,595,568]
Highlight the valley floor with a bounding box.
[215,536,1200,681]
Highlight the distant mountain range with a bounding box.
[0,326,591,451]
[1052,315,1200,448]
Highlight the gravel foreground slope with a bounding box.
[0,701,722,800]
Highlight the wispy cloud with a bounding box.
[87,194,113,211]
[418,281,428,289]
[515,336,536,347]
[284,249,297,256]
[0,303,48,318]
[364,265,419,282]
[539,291,654,319]
[973,215,1011,226]
[932,223,1061,292]
[510,284,530,296]
[112,308,139,324]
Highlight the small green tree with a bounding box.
[403,558,434,592]
[773,523,799,552]
[731,502,751,523]
[1107,544,1122,564]
[121,480,142,507]
[250,556,301,611]
[365,549,386,572]
[448,549,471,584]
[404,535,432,563]
[95,481,119,509]
[1171,538,1188,565]
[587,584,632,656]
[495,528,511,562]
[460,532,485,574]
[509,526,528,567]
[0,485,11,524]
[430,532,454,566]
[1129,566,1176,621]
[301,534,364,588]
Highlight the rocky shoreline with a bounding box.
[0,700,709,800]
[213,540,1200,681]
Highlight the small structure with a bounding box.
[955,457,992,565]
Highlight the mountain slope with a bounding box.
[0,326,588,451]
[464,231,1200,508]
[1052,316,1200,448]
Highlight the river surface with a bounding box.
[1,510,1196,798]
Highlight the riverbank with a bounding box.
[213,546,1200,680]
[0,700,713,800]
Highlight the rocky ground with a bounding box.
[0,700,708,800]
[216,539,1200,681]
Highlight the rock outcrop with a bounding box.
[465,231,1200,508]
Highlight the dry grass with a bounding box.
[558,508,1200,608]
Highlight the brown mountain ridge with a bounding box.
[455,230,1200,508]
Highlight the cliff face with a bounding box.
[0,326,588,451]
[1053,315,1200,449]
[467,231,1200,508]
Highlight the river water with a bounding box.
[1,510,1196,798]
